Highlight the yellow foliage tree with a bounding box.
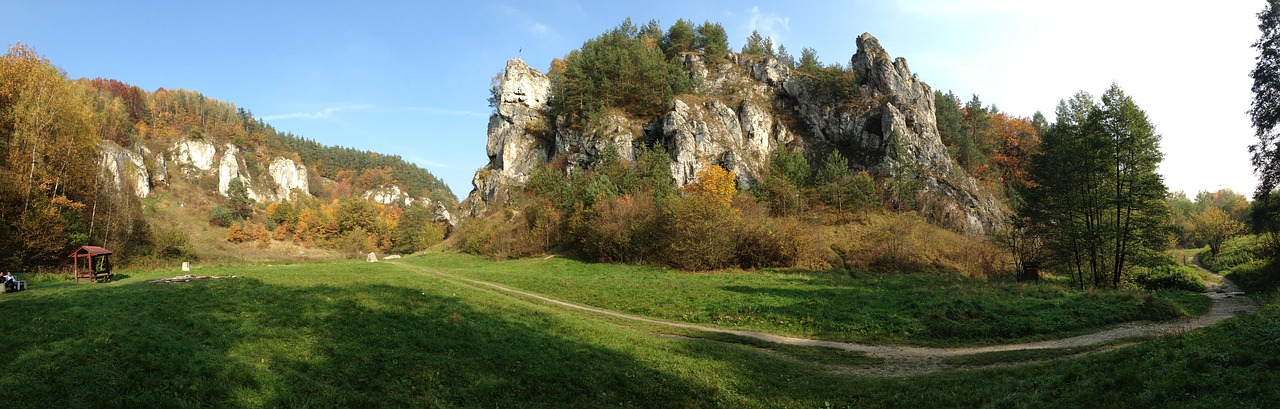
[682,163,737,207]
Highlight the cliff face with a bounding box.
[98,137,454,224]
[464,33,1005,235]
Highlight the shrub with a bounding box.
[208,205,233,227]
[682,162,736,206]
[152,227,193,261]
[1199,234,1261,272]
[454,199,563,259]
[735,213,823,269]
[1133,264,1207,292]
[390,205,447,254]
[580,194,661,263]
[661,194,739,270]
[333,226,376,258]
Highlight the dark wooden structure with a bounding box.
[1019,261,1041,282]
[69,245,114,282]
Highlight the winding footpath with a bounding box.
[391,260,1259,376]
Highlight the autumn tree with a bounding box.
[0,43,99,267]
[682,162,737,207]
[1193,207,1246,255]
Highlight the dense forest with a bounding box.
[0,44,454,270]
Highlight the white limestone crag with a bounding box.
[98,141,151,198]
[174,139,217,172]
[268,156,308,201]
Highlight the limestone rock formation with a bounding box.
[364,184,456,225]
[267,157,308,201]
[98,141,151,198]
[464,33,1006,235]
[174,140,216,172]
[662,98,792,187]
[465,58,553,215]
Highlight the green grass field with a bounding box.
[1,253,1275,408]
[402,252,1209,347]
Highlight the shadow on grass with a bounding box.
[0,277,717,407]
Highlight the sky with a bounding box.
[0,0,1265,200]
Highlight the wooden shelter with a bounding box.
[69,245,114,282]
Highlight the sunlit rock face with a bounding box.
[99,141,151,198]
[463,33,1005,235]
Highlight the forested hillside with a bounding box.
[0,44,455,270]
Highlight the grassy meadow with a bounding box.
[403,252,1209,347]
[0,252,1275,408]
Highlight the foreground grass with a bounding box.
[1,259,1277,407]
[405,251,1207,347]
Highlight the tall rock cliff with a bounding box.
[464,33,1005,235]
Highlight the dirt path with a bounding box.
[391,260,1258,376]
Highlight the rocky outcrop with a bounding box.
[98,141,151,198]
[364,184,414,206]
[216,144,255,199]
[174,140,216,172]
[268,157,308,201]
[466,58,552,214]
[364,184,455,224]
[662,98,793,187]
[464,33,1006,235]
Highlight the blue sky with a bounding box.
[1,0,1264,199]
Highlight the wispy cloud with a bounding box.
[262,104,372,120]
[746,6,790,44]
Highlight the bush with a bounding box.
[152,227,194,261]
[580,194,662,263]
[208,205,233,227]
[735,212,822,269]
[1133,264,1207,292]
[660,195,739,270]
[1225,260,1280,304]
[454,199,563,259]
[333,226,376,258]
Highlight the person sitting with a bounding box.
[2,272,21,291]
